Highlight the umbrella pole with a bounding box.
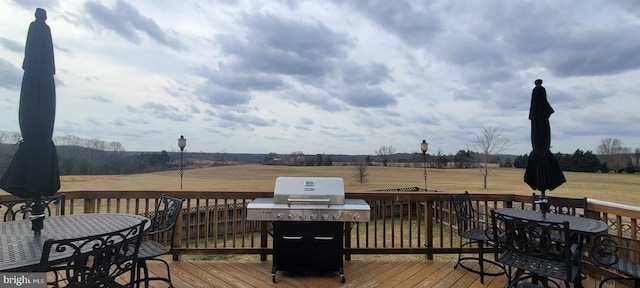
[30,196,45,236]
[540,189,548,219]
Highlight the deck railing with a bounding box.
[1,190,638,282]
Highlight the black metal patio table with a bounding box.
[0,213,149,272]
[495,208,609,288]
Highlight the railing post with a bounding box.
[260,221,268,261]
[344,222,352,260]
[425,200,434,260]
[173,210,183,261]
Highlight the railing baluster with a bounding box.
[204,198,210,248]
[213,199,219,248]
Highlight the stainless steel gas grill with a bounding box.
[246,177,370,283]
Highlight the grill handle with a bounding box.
[314,236,335,241]
[282,235,303,240]
[287,198,331,207]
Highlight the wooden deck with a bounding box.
[140,259,504,287]
[132,258,596,288]
[138,258,605,288]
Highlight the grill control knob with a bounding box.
[299,214,306,220]
[309,214,318,220]
[276,213,285,220]
[321,214,329,221]
[353,213,361,221]
[333,214,341,220]
[288,213,295,220]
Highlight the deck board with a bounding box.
[139,259,599,288]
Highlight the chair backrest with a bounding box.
[450,191,478,233]
[491,210,578,281]
[39,219,147,288]
[0,194,65,222]
[532,193,587,216]
[147,194,184,246]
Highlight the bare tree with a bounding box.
[598,138,630,172]
[54,135,83,146]
[0,131,22,144]
[598,138,624,155]
[375,145,396,166]
[352,159,369,184]
[467,126,512,189]
[284,151,306,166]
[107,141,125,152]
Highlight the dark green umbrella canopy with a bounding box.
[0,8,60,201]
[524,79,566,193]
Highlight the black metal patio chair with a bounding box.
[135,194,184,288]
[532,193,587,216]
[450,191,505,284]
[0,194,65,222]
[532,193,590,254]
[491,210,581,288]
[38,219,146,288]
[591,234,640,288]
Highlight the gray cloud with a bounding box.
[140,102,190,121]
[195,66,286,92]
[0,38,23,53]
[86,94,111,103]
[0,59,22,90]
[111,119,126,127]
[10,0,60,10]
[339,86,397,108]
[216,13,353,77]
[341,62,391,85]
[544,26,640,77]
[84,0,183,50]
[210,12,401,112]
[194,83,252,107]
[337,0,441,46]
[217,110,276,129]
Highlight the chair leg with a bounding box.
[478,241,484,284]
[455,244,463,269]
[161,258,173,287]
[137,258,173,288]
[454,239,466,269]
[136,261,149,288]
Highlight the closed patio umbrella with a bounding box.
[0,8,60,236]
[524,79,566,216]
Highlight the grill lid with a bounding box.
[273,177,344,206]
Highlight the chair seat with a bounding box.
[138,240,171,260]
[461,228,492,242]
[499,250,579,282]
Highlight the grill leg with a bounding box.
[272,265,277,282]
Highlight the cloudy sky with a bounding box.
[1,0,639,156]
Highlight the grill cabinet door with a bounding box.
[309,222,343,271]
[273,221,343,272]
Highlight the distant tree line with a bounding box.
[513,149,637,173]
[0,132,173,175]
[2,130,637,176]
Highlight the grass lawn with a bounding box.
[50,164,640,207]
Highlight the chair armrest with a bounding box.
[591,235,621,267]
